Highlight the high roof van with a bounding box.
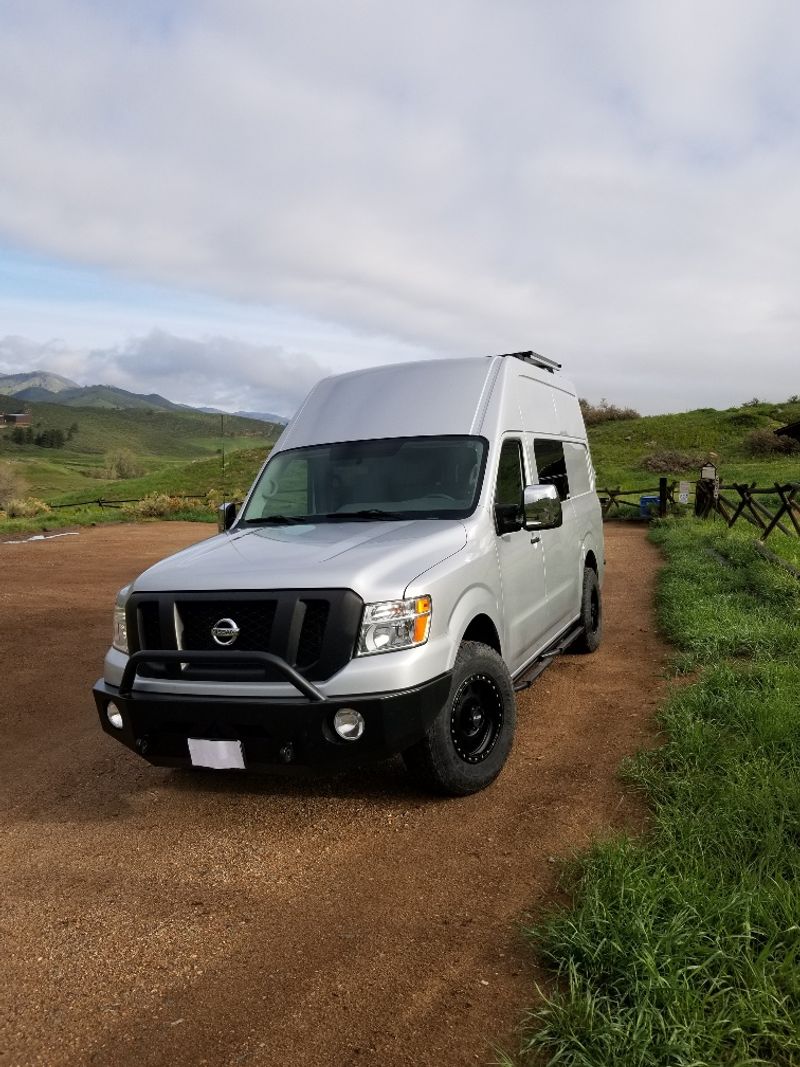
[93,351,604,795]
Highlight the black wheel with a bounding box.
[572,566,602,653]
[403,641,515,796]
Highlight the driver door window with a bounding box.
[495,439,524,531]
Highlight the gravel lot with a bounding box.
[0,521,667,1067]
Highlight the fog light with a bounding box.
[333,707,365,741]
[106,702,124,730]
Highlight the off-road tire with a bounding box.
[403,641,516,796]
[572,566,602,653]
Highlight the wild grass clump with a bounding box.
[744,428,800,457]
[579,399,640,426]
[124,492,215,519]
[508,518,800,1066]
[639,450,706,473]
[3,497,52,518]
[104,448,144,479]
[0,461,27,507]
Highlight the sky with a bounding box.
[0,0,799,417]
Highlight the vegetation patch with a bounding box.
[504,518,800,1066]
[123,492,217,520]
[579,399,641,426]
[745,428,800,457]
[588,395,800,488]
[3,497,51,519]
[638,449,706,473]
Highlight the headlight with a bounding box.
[113,586,130,654]
[357,596,432,656]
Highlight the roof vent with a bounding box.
[492,350,561,373]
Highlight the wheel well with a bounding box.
[585,550,598,574]
[461,614,501,655]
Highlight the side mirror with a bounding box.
[523,484,562,530]
[217,501,237,532]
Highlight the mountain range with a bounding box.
[0,370,288,423]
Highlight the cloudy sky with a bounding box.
[1,0,799,416]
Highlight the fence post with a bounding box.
[659,477,668,518]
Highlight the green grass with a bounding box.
[504,518,800,1067]
[0,401,281,516]
[590,400,800,489]
[48,445,270,506]
[0,447,271,536]
[0,505,218,538]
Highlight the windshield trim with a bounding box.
[237,434,489,528]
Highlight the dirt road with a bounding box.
[0,522,668,1067]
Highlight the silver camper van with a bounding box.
[93,351,604,795]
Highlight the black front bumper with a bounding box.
[93,667,452,770]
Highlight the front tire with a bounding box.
[403,641,515,796]
[572,566,603,653]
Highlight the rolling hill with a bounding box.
[588,397,800,488]
[0,370,78,396]
[0,395,283,499]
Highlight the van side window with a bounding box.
[564,442,592,496]
[495,439,524,528]
[533,439,570,501]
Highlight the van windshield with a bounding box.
[240,436,488,524]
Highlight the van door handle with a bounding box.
[530,534,541,545]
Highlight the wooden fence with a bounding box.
[700,481,800,541]
[598,478,673,518]
[600,476,800,543]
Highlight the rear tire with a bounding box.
[572,566,602,653]
[403,641,515,796]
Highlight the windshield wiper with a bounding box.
[321,509,405,521]
[244,514,313,525]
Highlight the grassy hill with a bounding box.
[51,446,269,505]
[2,392,799,537]
[0,399,282,499]
[588,398,800,488]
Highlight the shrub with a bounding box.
[744,429,800,456]
[4,497,52,518]
[640,450,706,473]
[105,449,143,479]
[0,462,27,508]
[579,398,641,426]
[124,493,215,519]
[727,411,762,428]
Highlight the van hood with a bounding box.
[132,519,468,600]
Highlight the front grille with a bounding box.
[296,600,329,669]
[177,600,276,652]
[126,589,362,683]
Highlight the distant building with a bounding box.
[776,420,800,444]
[1,412,33,427]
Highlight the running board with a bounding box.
[512,624,584,692]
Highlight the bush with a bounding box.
[4,497,52,518]
[105,449,143,479]
[639,450,706,473]
[579,398,640,426]
[0,462,27,508]
[124,493,214,519]
[727,411,762,428]
[744,429,800,456]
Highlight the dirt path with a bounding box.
[0,522,668,1067]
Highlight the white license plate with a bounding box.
[187,738,245,770]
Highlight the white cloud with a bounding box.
[0,0,799,412]
[0,330,327,415]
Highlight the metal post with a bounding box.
[659,477,668,518]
